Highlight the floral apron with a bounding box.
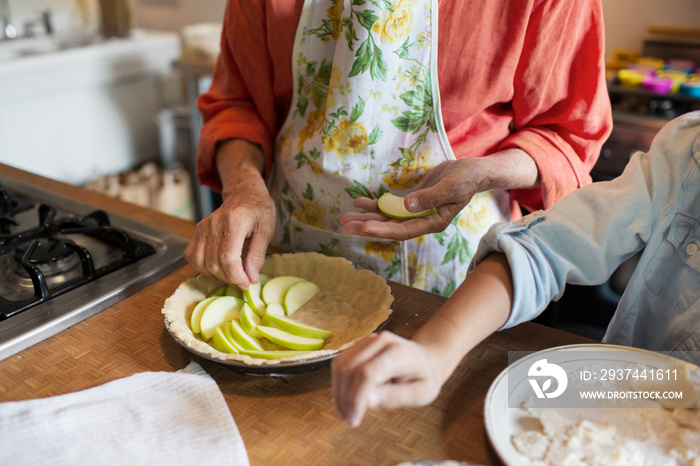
[270,0,511,296]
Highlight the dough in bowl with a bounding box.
[162,252,394,366]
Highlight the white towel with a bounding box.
[0,361,250,466]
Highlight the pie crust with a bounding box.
[162,252,394,366]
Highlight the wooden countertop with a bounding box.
[0,164,595,466]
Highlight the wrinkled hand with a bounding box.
[341,159,483,240]
[331,331,444,427]
[184,176,276,289]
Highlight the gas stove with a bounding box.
[0,174,189,361]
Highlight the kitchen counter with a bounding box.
[0,164,595,465]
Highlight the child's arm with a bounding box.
[332,253,513,427]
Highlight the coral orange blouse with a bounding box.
[196,0,612,214]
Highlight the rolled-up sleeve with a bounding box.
[500,0,612,212]
[471,149,656,329]
[196,1,300,192]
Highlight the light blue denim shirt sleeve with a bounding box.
[470,111,700,354]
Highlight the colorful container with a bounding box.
[617,68,648,87]
[680,75,700,98]
[635,56,665,70]
[656,69,690,92]
[607,49,640,71]
[642,75,674,94]
[626,63,659,74]
[665,59,696,74]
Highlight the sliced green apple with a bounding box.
[208,286,227,298]
[262,311,333,339]
[190,296,218,334]
[240,302,264,339]
[211,323,240,353]
[261,275,306,305]
[377,192,437,220]
[243,281,266,317]
[257,325,325,351]
[229,319,264,351]
[265,302,286,317]
[199,296,245,340]
[283,280,321,316]
[239,349,308,359]
[221,322,245,352]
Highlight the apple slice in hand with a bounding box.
[283,280,321,316]
[261,275,306,305]
[257,325,325,351]
[229,319,264,351]
[377,192,437,220]
[262,309,333,339]
[190,296,218,334]
[240,302,264,339]
[198,296,245,340]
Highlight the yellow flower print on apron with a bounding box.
[270,0,511,296]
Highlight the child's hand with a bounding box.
[331,331,443,427]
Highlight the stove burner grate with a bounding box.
[0,204,156,321]
[0,189,33,217]
[13,237,81,274]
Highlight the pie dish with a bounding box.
[162,252,394,375]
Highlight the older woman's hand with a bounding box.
[185,183,276,289]
[331,331,443,427]
[184,140,276,289]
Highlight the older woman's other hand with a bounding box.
[340,158,481,240]
[331,331,443,427]
[341,149,538,240]
[184,140,276,290]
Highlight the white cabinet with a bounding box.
[0,30,181,185]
